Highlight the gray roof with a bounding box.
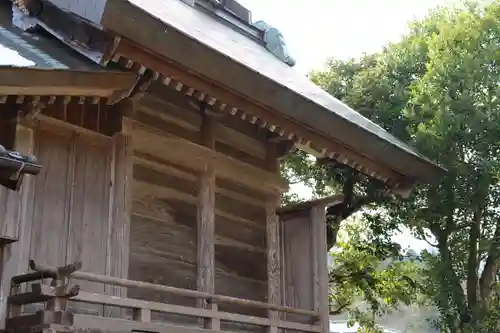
[100,0,445,183]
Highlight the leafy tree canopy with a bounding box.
[282,1,500,331]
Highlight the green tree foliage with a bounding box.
[283,1,500,331]
[328,219,424,331]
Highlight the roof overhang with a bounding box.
[99,0,445,187]
[278,195,344,216]
[0,67,136,97]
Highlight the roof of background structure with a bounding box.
[100,0,445,183]
[0,4,104,70]
[0,3,137,98]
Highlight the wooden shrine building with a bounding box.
[0,1,445,333]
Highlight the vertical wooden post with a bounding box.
[196,111,218,329]
[265,143,281,333]
[13,124,35,269]
[106,117,133,287]
[310,204,329,333]
[133,308,152,322]
[105,112,133,317]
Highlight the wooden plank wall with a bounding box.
[279,206,330,333]
[128,90,270,327]
[281,215,314,323]
[0,122,131,321]
[0,182,22,242]
[0,123,35,326]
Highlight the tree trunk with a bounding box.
[436,233,469,331]
[466,211,481,317]
[479,217,500,316]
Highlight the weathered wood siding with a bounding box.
[0,123,35,325]
[0,184,22,241]
[0,122,131,320]
[279,206,330,332]
[281,215,314,322]
[128,90,269,325]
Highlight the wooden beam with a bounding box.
[277,194,344,215]
[33,114,112,143]
[134,107,267,168]
[132,123,288,194]
[196,109,218,328]
[133,154,267,208]
[18,285,321,331]
[133,181,264,230]
[265,144,281,333]
[28,261,320,317]
[310,204,329,333]
[266,208,280,333]
[0,68,136,98]
[138,93,266,159]
[105,117,133,312]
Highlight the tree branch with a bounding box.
[330,302,351,315]
[329,269,370,282]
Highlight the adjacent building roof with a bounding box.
[0,3,136,97]
[98,0,445,184]
[0,4,102,70]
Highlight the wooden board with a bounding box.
[138,89,267,160]
[279,206,330,332]
[0,68,136,97]
[132,123,287,194]
[128,159,268,324]
[281,216,314,323]
[29,129,73,268]
[3,124,131,316]
[65,135,112,315]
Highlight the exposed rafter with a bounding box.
[107,48,409,190]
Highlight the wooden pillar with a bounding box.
[196,111,218,329]
[265,143,281,332]
[105,117,133,295]
[103,100,134,318]
[0,117,36,327]
[310,204,329,333]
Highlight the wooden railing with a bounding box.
[6,260,322,333]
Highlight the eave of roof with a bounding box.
[100,0,445,184]
[0,66,136,97]
[277,194,344,215]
